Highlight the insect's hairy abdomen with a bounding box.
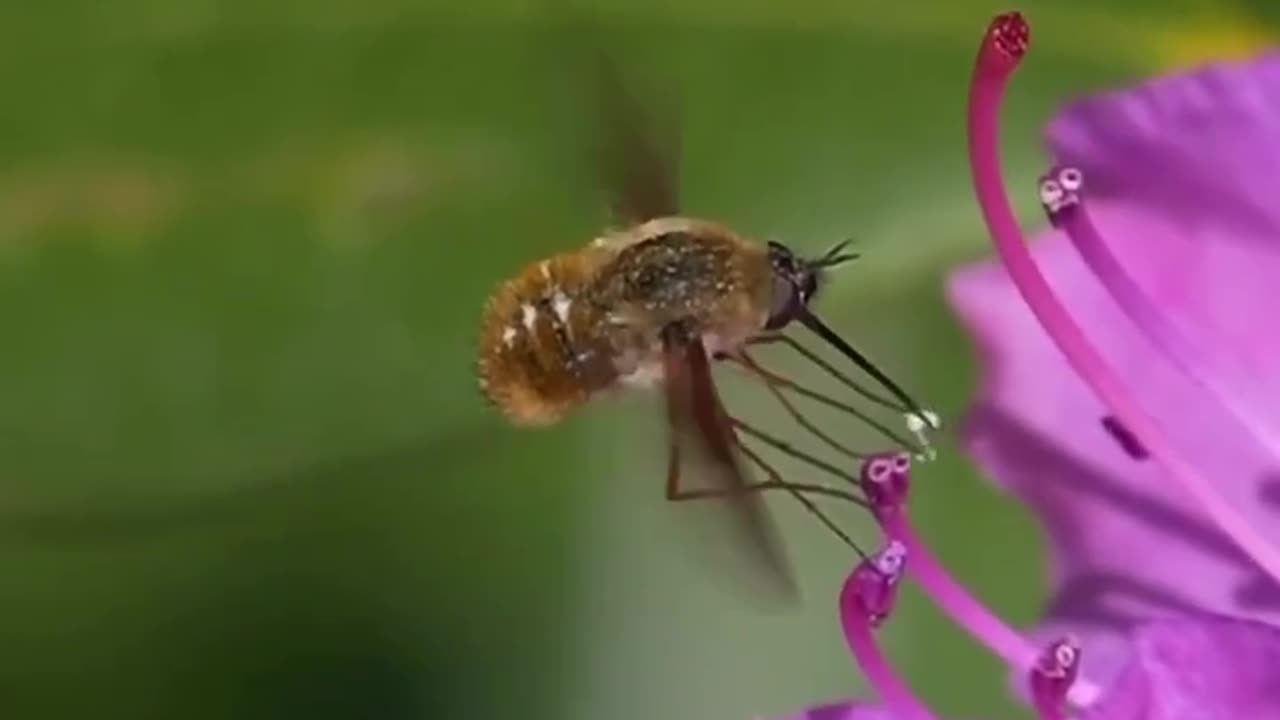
[476,250,618,425]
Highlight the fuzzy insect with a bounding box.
[474,58,933,599]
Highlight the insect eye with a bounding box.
[764,274,804,331]
[1057,167,1083,191]
[1038,179,1063,205]
[892,452,911,473]
[767,241,795,271]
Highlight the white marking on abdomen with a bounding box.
[521,303,538,330]
[552,290,572,323]
[502,326,517,347]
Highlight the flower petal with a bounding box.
[1047,52,1280,241]
[1081,615,1280,720]
[948,53,1280,690]
[948,214,1280,686]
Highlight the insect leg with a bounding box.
[726,351,924,455]
[661,325,796,595]
[736,442,866,557]
[795,309,933,426]
[665,437,682,499]
[730,351,868,460]
[663,448,868,507]
[745,333,905,413]
[726,416,866,489]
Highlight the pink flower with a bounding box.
[951,17,1280,691]
[771,513,1280,720]
[764,12,1280,720]
[776,610,1280,720]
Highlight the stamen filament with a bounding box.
[858,452,1102,707]
[887,518,1100,707]
[966,11,1280,589]
[893,521,1023,672]
[1042,169,1280,457]
[1036,697,1067,720]
[839,542,937,720]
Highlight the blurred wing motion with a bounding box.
[594,52,681,223]
[596,53,795,603]
[660,329,797,602]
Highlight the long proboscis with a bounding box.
[795,308,932,426]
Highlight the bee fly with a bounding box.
[475,58,937,599]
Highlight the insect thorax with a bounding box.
[591,226,771,356]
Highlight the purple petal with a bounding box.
[947,54,1280,689]
[1081,615,1280,720]
[1048,52,1280,241]
[949,221,1280,684]
[765,618,1280,720]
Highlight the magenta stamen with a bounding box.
[1029,637,1081,720]
[839,542,938,720]
[859,452,1102,707]
[1039,164,1280,458]
[966,11,1280,591]
[886,520,1039,675]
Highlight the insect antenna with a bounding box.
[813,238,860,268]
[736,441,867,558]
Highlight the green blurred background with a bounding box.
[0,1,1273,718]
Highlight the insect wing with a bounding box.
[594,53,682,223]
[661,328,797,603]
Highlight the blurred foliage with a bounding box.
[0,1,1273,719]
